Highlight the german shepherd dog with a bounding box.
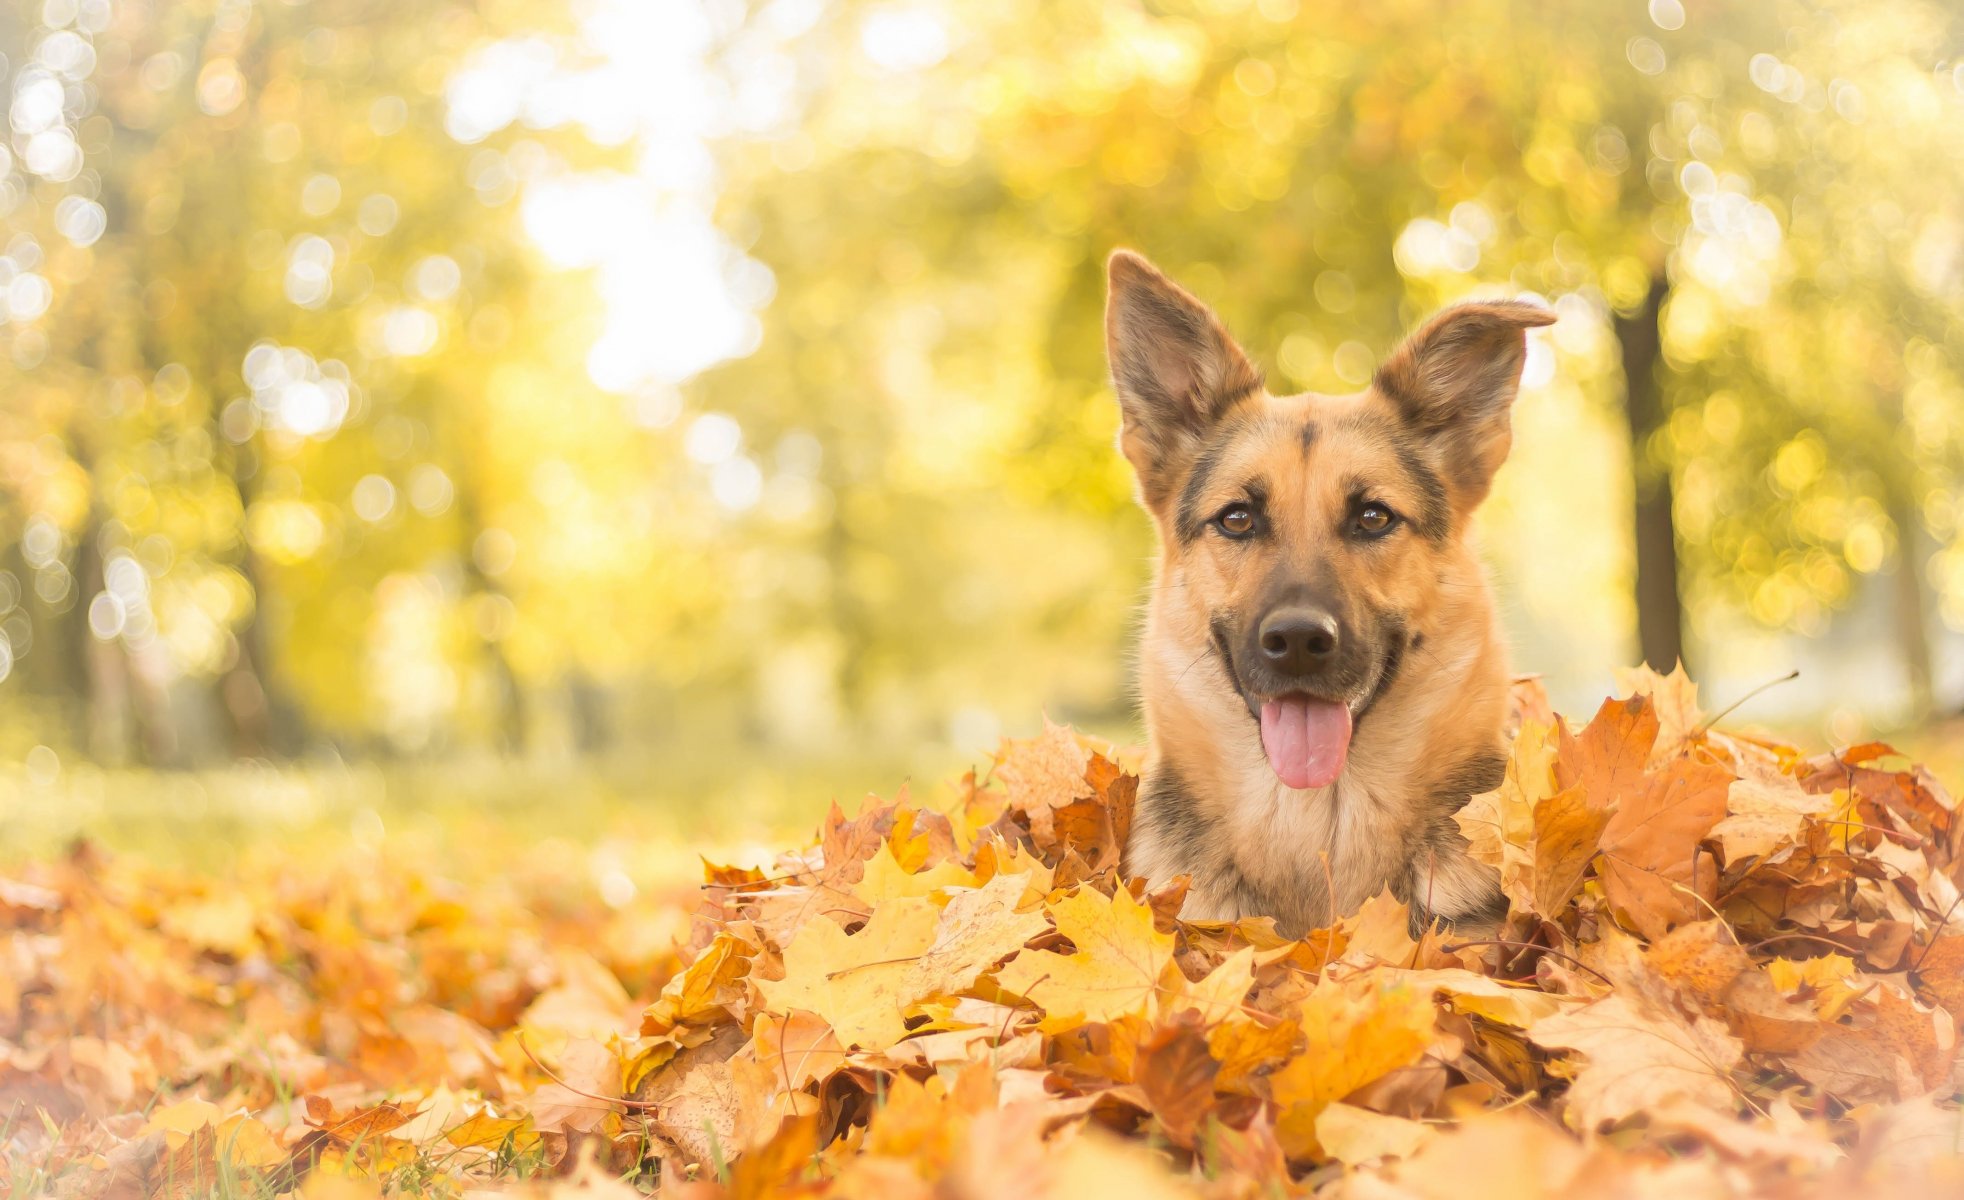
[1107,250,1553,937]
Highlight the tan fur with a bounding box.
[1107,250,1552,936]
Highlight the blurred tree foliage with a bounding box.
[2,0,1962,766]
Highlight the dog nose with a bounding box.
[1257,607,1339,676]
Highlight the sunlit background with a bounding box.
[4,0,1964,859]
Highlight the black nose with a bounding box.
[1257,607,1339,676]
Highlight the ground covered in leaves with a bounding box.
[5,668,1963,1199]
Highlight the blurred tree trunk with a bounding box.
[1614,274,1687,673]
[223,446,307,757]
[1887,489,1936,718]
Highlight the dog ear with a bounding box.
[1374,300,1555,509]
[1106,250,1262,506]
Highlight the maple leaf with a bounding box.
[994,717,1097,847]
[1528,991,1743,1128]
[1557,696,1730,938]
[995,884,1175,1032]
[1269,974,1438,1161]
[755,895,940,1050]
[1614,661,1703,766]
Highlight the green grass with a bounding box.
[0,740,976,877]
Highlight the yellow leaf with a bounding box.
[1398,968,1580,1027]
[143,1097,224,1141]
[641,931,754,1036]
[994,884,1173,1032]
[907,871,1048,1001]
[213,1114,287,1170]
[159,893,259,957]
[1165,946,1255,1024]
[853,841,978,906]
[444,1111,531,1151]
[1270,975,1437,1160]
[755,896,940,1050]
[1337,889,1418,967]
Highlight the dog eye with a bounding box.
[1216,505,1256,537]
[1355,503,1397,537]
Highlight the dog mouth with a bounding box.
[1256,693,1353,790]
[1207,615,1401,791]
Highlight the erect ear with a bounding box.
[1373,300,1556,509]
[1105,250,1263,507]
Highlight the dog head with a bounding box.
[1107,249,1552,790]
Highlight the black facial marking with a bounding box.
[1352,615,1409,731]
[1174,418,1247,542]
[1371,362,1418,415]
[1299,420,1317,453]
[1142,765,1215,857]
[1392,438,1451,541]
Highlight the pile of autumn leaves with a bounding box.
[6,667,1964,1199]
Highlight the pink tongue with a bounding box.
[1259,696,1352,790]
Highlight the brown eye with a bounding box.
[1217,505,1256,537]
[1356,503,1396,537]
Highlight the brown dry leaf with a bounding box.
[1558,697,1729,938]
[1794,988,1958,1103]
[1528,991,1743,1128]
[527,1038,621,1135]
[1598,758,1730,938]
[1911,936,1964,1017]
[1642,921,1822,1054]
[995,884,1174,1032]
[1134,1017,1219,1147]
[754,895,940,1050]
[1557,695,1660,805]
[1269,974,1438,1160]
